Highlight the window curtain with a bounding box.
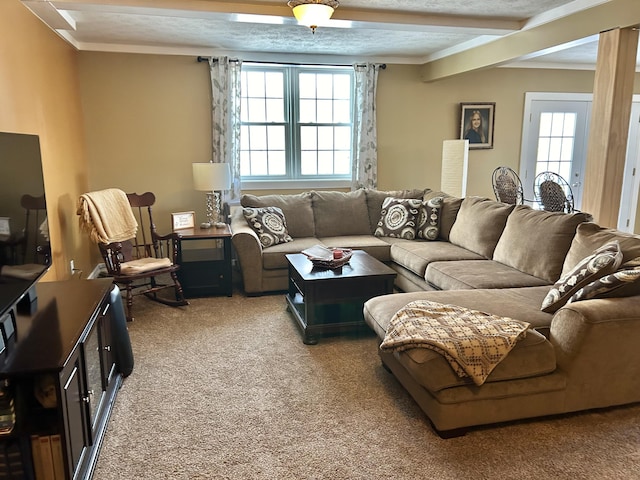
[352,63,382,190]
[208,56,242,201]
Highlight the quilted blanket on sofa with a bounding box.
[380,300,530,386]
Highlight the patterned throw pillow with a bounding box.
[416,196,443,240]
[541,241,623,313]
[374,197,422,239]
[242,206,292,247]
[568,257,640,303]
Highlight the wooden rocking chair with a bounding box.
[98,192,188,321]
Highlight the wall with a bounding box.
[80,53,633,230]
[0,1,90,280]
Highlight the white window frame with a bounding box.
[240,63,354,190]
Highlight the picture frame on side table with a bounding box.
[460,102,495,149]
[171,211,195,231]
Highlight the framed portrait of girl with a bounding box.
[460,102,495,149]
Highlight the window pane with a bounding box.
[549,138,562,160]
[318,151,334,175]
[301,151,317,175]
[240,150,251,176]
[299,73,316,98]
[251,151,268,176]
[333,75,351,99]
[246,71,265,97]
[300,126,317,150]
[560,138,574,161]
[562,113,576,136]
[317,99,333,123]
[265,72,283,97]
[550,113,565,136]
[334,151,351,174]
[269,151,286,175]
[316,74,333,99]
[318,126,334,149]
[300,99,316,123]
[267,125,285,150]
[266,98,284,122]
[537,138,550,162]
[240,125,250,150]
[247,98,265,122]
[335,126,351,150]
[539,113,552,137]
[249,125,267,150]
[334,100,351,123]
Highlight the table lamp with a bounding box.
[192,162,231,228]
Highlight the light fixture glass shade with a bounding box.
[292,4,335,27]
[192,162,231,192]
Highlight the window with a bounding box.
[240,64,354,184]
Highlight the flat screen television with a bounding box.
[0,132,50,322]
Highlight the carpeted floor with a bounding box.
[93,291,640,480]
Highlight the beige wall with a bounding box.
[79,53,629,231]
[0,0,90,280]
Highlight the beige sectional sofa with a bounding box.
[230,189,640,436]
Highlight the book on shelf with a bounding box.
[30,434,64,480]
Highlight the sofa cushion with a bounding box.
[374,197,423,239]
[262,237,324,270]
[241,192,314,238]
[541,241,623,313]
[569,257,640,302]
[493,205,593,283]
[397,327,555,392]
[562,222,640,277]
[388,239,484,278]
[364,188,427,233]
[317,235,392,262]
[242,207,292,247]
[423,191,462,241]
[363,287,554,340]
[416,196,443,240]
[426,260,551,291]
[311,190,371,237]
[448,197,514,258]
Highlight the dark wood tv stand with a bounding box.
[0,278,130,479]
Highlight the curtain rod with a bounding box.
[197,56,386,69]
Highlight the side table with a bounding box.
[175,225,232,298]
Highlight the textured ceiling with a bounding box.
[20,0,640,70]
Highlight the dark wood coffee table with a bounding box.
[285,250,396,344]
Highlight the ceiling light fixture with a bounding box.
[288,0,339,34]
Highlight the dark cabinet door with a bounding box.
[60,348,89,476]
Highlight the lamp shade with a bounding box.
[292,4,335,27]
[192,162,231,191]
[440,140,469,198]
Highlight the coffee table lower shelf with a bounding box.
[285,292,371,345]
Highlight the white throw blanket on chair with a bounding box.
[77,188,138,244]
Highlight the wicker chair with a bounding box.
[534,172,574,213]
[491,166,524,205]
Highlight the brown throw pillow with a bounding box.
[416,196,443,240]
[374,197,422,239]
[541,241,623,313]
[242,207,292,247]
[569,257,640,302]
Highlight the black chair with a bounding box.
[98,192,188,321]
[534,171,575,213]
[492,166,524,205]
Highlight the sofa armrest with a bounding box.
[230,206,264,294]
[549,295,640,408]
